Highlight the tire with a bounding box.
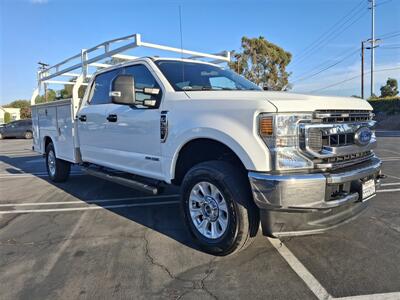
[45,142,71,182]
[24,131,33,139]
[181,161,259,256]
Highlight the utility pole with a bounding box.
[369,0,376,97]
[361,41,365,99]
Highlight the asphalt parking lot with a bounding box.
[0,134,399,300]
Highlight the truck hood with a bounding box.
[185,91,372,112]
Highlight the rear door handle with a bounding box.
[78,115,87,122]
[106,114,118,122]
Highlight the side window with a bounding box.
[123,64,162,107]
[89,69,120,105]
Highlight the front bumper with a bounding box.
[248,157,382,237]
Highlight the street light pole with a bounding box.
[370,0,376,97]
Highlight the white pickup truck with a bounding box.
[31,34,382,255]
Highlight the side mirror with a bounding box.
[110,75,136,105]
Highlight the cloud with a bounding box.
[30,0,48,4]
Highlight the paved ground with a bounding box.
[0,135,399,300]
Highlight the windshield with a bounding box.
[155,60,261,91]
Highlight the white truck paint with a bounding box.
[31,35,382,255]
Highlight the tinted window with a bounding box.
[155,60,261,91]
[123,64,162,105]
[89,69,121,105]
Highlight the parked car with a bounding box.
[31,34,382,256]
[0,119,33,139]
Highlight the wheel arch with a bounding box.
[43,136,54,154]
[170,136,253,185]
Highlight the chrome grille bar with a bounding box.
[314,110,373,123]
[299,120,376,159]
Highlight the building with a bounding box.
[0,107,21,124]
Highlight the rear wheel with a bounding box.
[181,161,259,256]
[0,133,3,140]
[45,142,71,182]
[24,131,33,139]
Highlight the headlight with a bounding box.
[259,113,313,171]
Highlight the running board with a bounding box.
[82,167,159,195]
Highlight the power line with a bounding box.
[292,48,359,83]
[380,46,400,49]
[376,31,400,39]
[375,0,393,7]
[307,66,400,93]
[292,0,367,66]
[292,10,368,67]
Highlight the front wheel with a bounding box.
[45,142,71,182]
[181,161,259,256]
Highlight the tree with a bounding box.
[4,99,31,119]
[380,78,399,98]
[35,89,57,103]
[59,83,86,99]
[4,112,11,124]
[20,107,32,119]
[228,36,292,91]
[5,99,30,109]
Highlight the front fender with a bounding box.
[165,127,270,182]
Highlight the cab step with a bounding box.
[82,166,159,195]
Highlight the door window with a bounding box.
[123,64,162,108]
[89,69,121,105]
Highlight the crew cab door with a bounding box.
[77,68,121,165]
[104,63,164,179]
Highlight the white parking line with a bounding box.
[385,174,400,180]
[268,237,400,300]
[267,237,332,300]
[0,172,84,179]
[0,194,180,207]
[381,182,400,187]
[337,292,400,300]
[379,149,400,156]
[382,158,400,162]
[0,200,180,214]
[377,188,400,193]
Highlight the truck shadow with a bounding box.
[0,153,202,253]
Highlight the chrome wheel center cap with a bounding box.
[202,196,219,222]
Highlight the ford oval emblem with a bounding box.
[354,127,372,146]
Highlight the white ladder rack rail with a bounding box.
[31,33,231,109]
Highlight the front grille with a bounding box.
[324,150,372,164]
[314,110,373,123]
[323,133,354,147]
[315,151,374,170]
[299,109,376,170]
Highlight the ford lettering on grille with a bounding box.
[354,127,372,146]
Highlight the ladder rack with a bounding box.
[31,33,230,106]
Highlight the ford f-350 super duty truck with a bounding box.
[31,34,382,255]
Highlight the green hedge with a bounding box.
[368,97,400,115]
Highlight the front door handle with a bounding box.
[78,115,87,122]
[106,114,118,122]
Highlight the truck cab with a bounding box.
[31,34,382,256]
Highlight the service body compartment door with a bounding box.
[56,102,75,161]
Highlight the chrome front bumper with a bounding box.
[248,157,382,237]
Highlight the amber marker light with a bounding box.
[259,116,273,137]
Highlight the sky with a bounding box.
[0,0,399,104]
